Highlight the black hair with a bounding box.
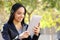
[8,3,26,25]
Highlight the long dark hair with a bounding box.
[8,3,26,25]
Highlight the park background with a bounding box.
[0,0,60,40]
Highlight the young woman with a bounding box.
[1,3,40,40]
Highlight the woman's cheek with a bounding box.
[14,13,25,22]
[18,14,24,22]
[22,15,24,19]
[20,15,24,21]
[14,14,20,22]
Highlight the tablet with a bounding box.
[27,15,42,37]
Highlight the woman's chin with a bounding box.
[16,19,23,22]
[18,20,22,22]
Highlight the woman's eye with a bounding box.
[17,13,21,15]
[17,13,24,15]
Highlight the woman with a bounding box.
[1,3,40,40]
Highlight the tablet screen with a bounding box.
[27,15,42,37]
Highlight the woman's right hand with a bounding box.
[19,31,30,39]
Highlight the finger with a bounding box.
[26,31,30,35]
[33,28,37,31]
[34,30,37,33]
[24,31,28,35]
[33,29,39,34]
[33,30,38,33]
[25,31,29,33]
[34,26,39,29]
[25,31,30,35]
[33,29,37,32]
[33,27,40,32]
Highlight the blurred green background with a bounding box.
[0,0,60,34]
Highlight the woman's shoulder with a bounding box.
[1,23,9,32]
[3,23,10,28]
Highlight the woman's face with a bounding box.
[14,7,25,22]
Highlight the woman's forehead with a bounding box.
[17,7,25,13]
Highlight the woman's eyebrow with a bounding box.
[18,12,24,14]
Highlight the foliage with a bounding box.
[0,0,60,32]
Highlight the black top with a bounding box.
[1,23,40,40]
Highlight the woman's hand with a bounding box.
[19,31,30,39]
[33,23,40,36]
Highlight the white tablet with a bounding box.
[27,15,42,37]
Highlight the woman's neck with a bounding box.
[13,20,22,30]
[13,19,21,25]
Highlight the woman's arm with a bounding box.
[32,23,41,40]
[32,33,40,40]
[1,24,11,40]
[13,31,31,40]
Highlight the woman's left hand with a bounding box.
[33,23,40,36]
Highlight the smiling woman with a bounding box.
[13,7,25,23]
[1,3,40,40]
